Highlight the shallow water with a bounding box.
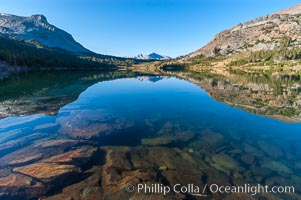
[0,71,301,199]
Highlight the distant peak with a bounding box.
[132,52,171,60]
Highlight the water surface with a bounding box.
[0,71,300,199]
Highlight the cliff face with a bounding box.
[190,4,301,57]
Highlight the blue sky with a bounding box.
[1,0,300,57]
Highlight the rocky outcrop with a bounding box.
[189,4,301,57]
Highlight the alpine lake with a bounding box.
[0,67,301,200]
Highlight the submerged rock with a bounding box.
[240,154,255,165]
[57,110,133,139]
[141,133,194,146]
[243,144,264,157]
[0,173,46,199]
[95,146,204,200]
[261,161,292,175]
[224,193,256,200]
[0,139,79,168]
[258,141,284,158]
[200,129,225,146]
[142,130,194,146]
[13,163,81,182]
[211,153,244,174]
[42,146,96,165]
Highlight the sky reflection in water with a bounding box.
[0,76,301,199]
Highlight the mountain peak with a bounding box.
[30,14,48,23]
[0,13,90,53]
[149,52,161,57]
[132,52,171,60]
[276,4,301,15]
[0,13,11,16]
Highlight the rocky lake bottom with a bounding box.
[0,70,300,200]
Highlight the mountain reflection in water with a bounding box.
[0,69,300,200]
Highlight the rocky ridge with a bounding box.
[189,4,301,57]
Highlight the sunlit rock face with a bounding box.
[189,4,301,57]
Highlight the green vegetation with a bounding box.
[0,36,118,69]
[186,54,225,67]
[228,37,301,67]
[80,55,135,67]
[160,63,186,71]
[0,36,143,69]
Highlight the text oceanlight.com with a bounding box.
[125,183,295,196]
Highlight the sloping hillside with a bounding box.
[189,4,301,60]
